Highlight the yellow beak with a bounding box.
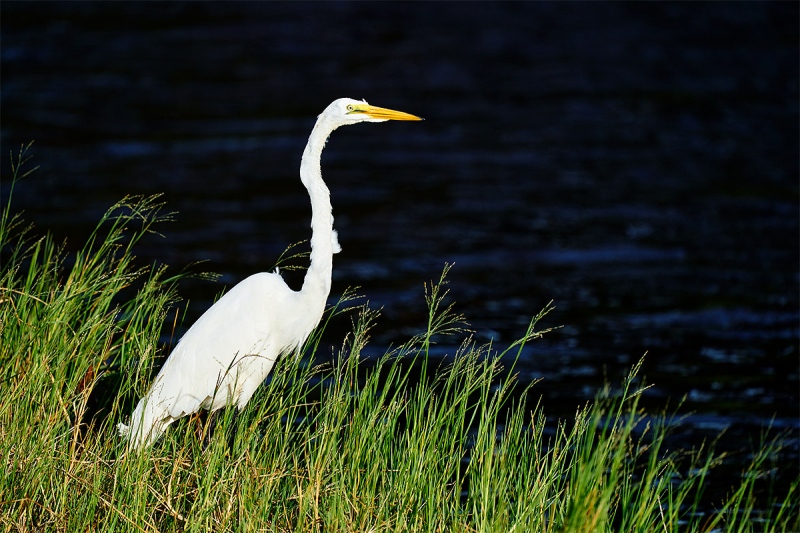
[360,104,423,121]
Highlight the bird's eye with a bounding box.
[346,104,354,112]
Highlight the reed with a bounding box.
[1,146,797,532]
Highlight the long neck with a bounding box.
[298,118,338,305]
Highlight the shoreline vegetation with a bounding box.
[2,146,798,531]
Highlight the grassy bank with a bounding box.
[1,148,798,532]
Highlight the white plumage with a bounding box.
[118,98,421,448]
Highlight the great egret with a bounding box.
[118,98,422,449]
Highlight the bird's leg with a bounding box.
[192,411,211,448]
[195,409,240,452]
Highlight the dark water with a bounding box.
[2,1,798,505]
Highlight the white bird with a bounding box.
[118,98,422,448]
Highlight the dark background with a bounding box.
[2,1,798,500]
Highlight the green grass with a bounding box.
[1,145,798,532]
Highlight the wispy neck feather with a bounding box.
[299,115,341,306]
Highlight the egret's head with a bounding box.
[325,98,423,125]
